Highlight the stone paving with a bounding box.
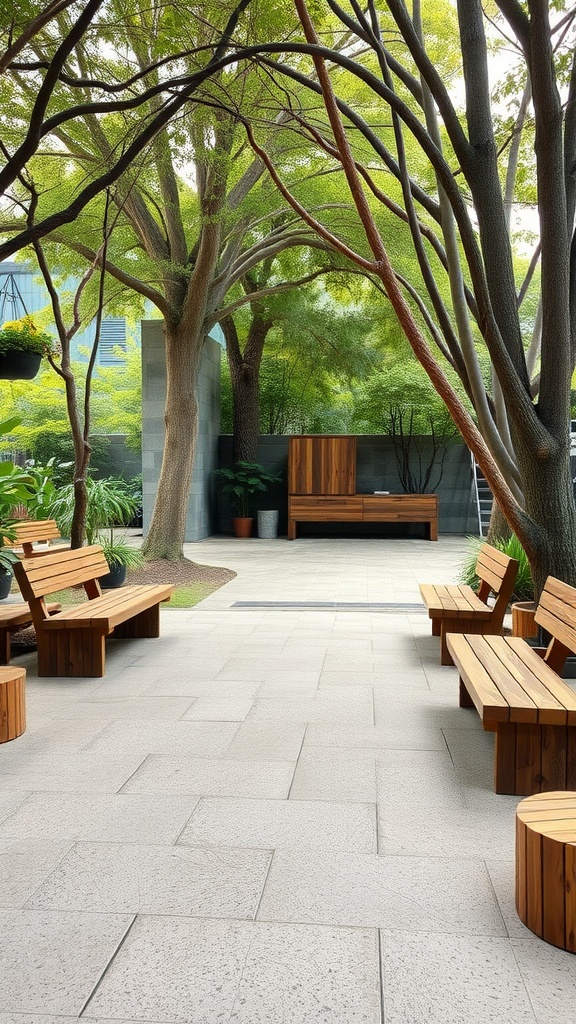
[1,535,575,1023]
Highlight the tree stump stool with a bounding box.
[0,666,26,743]
[516,791,576,951]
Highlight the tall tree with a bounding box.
[229,0,576,595]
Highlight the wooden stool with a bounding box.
[516,791,576,951]
[0,666,26,743]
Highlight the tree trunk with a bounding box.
[231,360,260,463]
[486,502,511,545]
[142,323,202,561]
[223,309,271,464]
[519,449,576,599]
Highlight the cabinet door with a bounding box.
[288,436,356,494]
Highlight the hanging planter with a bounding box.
[0,316,56,381]
[0,350,42,381]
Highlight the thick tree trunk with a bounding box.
[142,323,202,561]
[231,362,260,463]
[486,502,511,545]
[223,309,271,464]
[519,447,576,599]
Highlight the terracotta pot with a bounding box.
[511,601,538,639]
[232,517,253,538]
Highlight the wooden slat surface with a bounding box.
[446,634,511,721]
[448,633,576,726]
[420,582,491,618]
[42,584,173,631]
[10,519,60,544]
[14,545,110,598]
[536,577,576,655]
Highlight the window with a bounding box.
[99,318,127,365]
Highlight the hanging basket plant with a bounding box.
[0,316,56,380]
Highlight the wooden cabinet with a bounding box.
[287,436,438,540]
[288,435,356,495]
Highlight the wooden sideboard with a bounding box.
[288,493,438,540]
[287,436,439,540]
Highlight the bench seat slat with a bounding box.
[42,585,173,631]
[505,637,576,724]
[420,583,492,618]
[463,635,540,722]
[445,635,510,720]
[482,636,572,724]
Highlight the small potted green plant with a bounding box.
[47,475,144,587]
[216,461,281,538]
[0,316,57,380]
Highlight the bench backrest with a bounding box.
[8,518,61,556]
[535,576,576,671]
[14,544,108,612]
[475,543,519,626]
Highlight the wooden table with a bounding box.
[516,791,576,951]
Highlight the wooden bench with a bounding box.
[0,601,61,664]
[7,519,63,557]
[419,543,519,665]
[13,544,173,677]
[446,576,576,795]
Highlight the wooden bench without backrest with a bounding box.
[447,576,576,795]
[419,543,519,665]
[7,519,63,557]
[13,544,173,677]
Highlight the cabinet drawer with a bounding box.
[289,497,362,520]
[362,495,437,521]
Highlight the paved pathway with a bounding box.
[0,536,574,1023]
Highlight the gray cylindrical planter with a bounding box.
[257,509,279,539]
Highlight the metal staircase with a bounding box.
[471,455,493,536]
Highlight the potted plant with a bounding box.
[46,475,144,587]
[216,461,281,538]
[0,316,56,380]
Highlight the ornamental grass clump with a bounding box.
[459,534,533,603]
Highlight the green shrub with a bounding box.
[459,534,534,603]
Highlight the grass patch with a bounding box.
[44,582,217,609]
[165,583,218,607]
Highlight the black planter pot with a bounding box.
[0,570,13,599]
[0,351,42,380]
[100,563,127,589]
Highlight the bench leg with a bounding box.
[459,678,474,708]
[431,619,441,637]
[38,629,106,677]
[0,628,11,665]
[112,604,160,639]
[495,722,572,795]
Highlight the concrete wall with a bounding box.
[217,434,479,537]
[141,320,221,541]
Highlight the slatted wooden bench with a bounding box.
[13,544,173,677]
[446,576,576,795]
[0,601,61,664]
[419,543,519,665]
[6,519,64,557]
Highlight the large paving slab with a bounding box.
[0,535,573,1024]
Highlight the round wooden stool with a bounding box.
[0,666,26,743]
[516,791,576,951]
